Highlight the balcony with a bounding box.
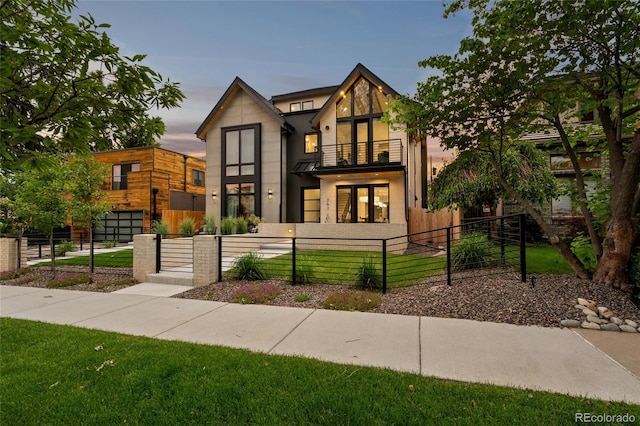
[319,139,403,169]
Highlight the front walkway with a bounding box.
[1,285,638,405]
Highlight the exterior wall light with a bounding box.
[211,189,217,201]
[267,188,273,200]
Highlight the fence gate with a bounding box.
[158,236,194,274]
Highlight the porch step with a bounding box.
[145,271,193,286]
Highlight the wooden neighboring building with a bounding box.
[89,147,206,241]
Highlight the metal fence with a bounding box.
[206,214,526,293]
[156,234,194,274]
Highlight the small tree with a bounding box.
[13,158,70,275]
[65,154,109,282]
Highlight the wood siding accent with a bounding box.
[161,209,205,235]
[408,207,462,244]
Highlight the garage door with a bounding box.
[97,210,144,242]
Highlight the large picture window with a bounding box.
[302,188,321,223]
[335,77,390,166]
[222,124,261,218]
[337,184,389,223]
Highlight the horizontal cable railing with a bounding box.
[320,139,402,168]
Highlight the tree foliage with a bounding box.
[0,0,185,170]
[389,0,640,291]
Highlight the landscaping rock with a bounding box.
[574,304,585,310]
[586,315,606,324]
[600,323,620,332]
[582,308,597,316]
[577,298,589,306]
[581,321,600,330]
[601,311,615,319]
[624,319,638,328]
[560,319,581,328]
[619,325,638,333]
[586,302,598,313]
[611,317,623,325]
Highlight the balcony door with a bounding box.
[355,120,369,165]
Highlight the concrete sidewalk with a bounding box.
[1,284,639,405]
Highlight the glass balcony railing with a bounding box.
[320,139,402,168]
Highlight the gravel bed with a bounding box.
[3,266,638,329]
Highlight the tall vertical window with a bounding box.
[336,184,388,223]
[302,188,320,223]
[112,163,140,190]
[335,77,390,166]
[223,124,261,218]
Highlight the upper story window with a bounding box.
[336,77,389,118]
[290,100,315,112]
[112,163,140,190]
[550,153,600,171]
[305,133,319,153]
[225,128,255,177]
[192,170,205,187]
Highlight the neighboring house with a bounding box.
[503,109,608,236]
[90,146,207,240]
[196,64,427,233]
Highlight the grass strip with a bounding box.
[1,318,637,425]
[36,250,133,268]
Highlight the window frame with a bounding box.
[111,162,140,190]
[304,132,319,154]
[301,187,321,223]
[221,123,261,218]
[336,184,389,223]
[192,170,205,187]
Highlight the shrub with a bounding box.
[150,220,170,238]
[232,282,281,304]
[202,214,217,235]
[322,290,381,312]
[451,232,493,271]
[247,214,262,233]
[102,240,119,248]
[232,252,267,280]
[220,217,236,235]
[354,256,381,290]
[234,217,248,234]
[570,233,596,273]
[0,268,30,281]
[294,294,310,303]
[47,273,90,288]
[55,241,77,257]
[294,255,316,284]
[178,217,196,237]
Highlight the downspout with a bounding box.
[183,155,188,192]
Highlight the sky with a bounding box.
[74,0,473,161]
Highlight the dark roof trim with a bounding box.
[195,77,287,140]
[310,63,399,128]
[271,85,340,102]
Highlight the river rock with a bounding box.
[600,323,620,332]
[560,319,581,328]
[587,315,606,324]
[581,321,600,330]
[611,317,623,325]
[586,302,598,313]
[624,319,638,328]
[620,325,638,333]
[577,298,589,306]
[575,304,585,310]
[582,308,597,316]
[602,311,615,319]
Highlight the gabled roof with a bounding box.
[195,77,288,140]
[310,63,399,128]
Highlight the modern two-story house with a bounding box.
[196,64,427,235]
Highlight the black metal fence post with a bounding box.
[80,233,83,251]
[292,237,297,285]
[382,239,387,294]
[217,236,222,282]
[500,217,505,265]
[446,227,452,286]
[519,214,527,283]
[155,233,161,273]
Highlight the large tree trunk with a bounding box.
[593,123,640,294]
[594,218,634,294]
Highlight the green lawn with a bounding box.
[36,249,133,268]
[2,318,636,425]
[526,245,574,275]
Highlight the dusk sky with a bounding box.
[74,1,473,160]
